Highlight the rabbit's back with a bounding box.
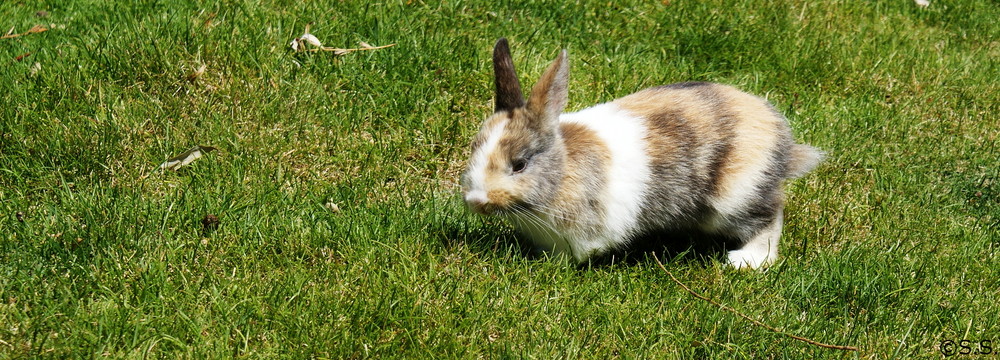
[557,82,807,239]
[611,82,808,238]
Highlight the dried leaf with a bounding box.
[27,25,48,34]
[160,145,217,171]
[301,33,322,47]
[359,41,374,49]
[290,23,322,51]
[324,200,341,213]
[186,64,207,82]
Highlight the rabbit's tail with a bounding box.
[786,144,824,179]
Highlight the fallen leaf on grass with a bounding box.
[324,200,341,213]
[289,23,318,52]
[186,63,207,82]
[300,33,322,47]
[159,145,217,171]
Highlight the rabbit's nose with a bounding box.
[464,191,490,214]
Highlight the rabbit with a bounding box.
[461,38,823,269]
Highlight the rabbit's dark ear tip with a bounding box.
[495,38,509,48]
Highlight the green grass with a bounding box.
[1,0,997,358]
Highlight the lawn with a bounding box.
[1,0,997,358]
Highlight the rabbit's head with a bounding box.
[462,38,573,216]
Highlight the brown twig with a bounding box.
[651,253,859,352]
[289,23,396,55]
[1,25,48,40]
[307,43,397,55]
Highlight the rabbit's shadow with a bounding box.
[581,230,736,268]
[437,217,735,268]
[436,217,537,260]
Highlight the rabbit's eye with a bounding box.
[511,158,528,173]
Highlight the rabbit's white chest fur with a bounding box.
[549,103,652,260]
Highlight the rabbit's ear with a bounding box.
[493,38,525,112]
[527,49,569,122]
